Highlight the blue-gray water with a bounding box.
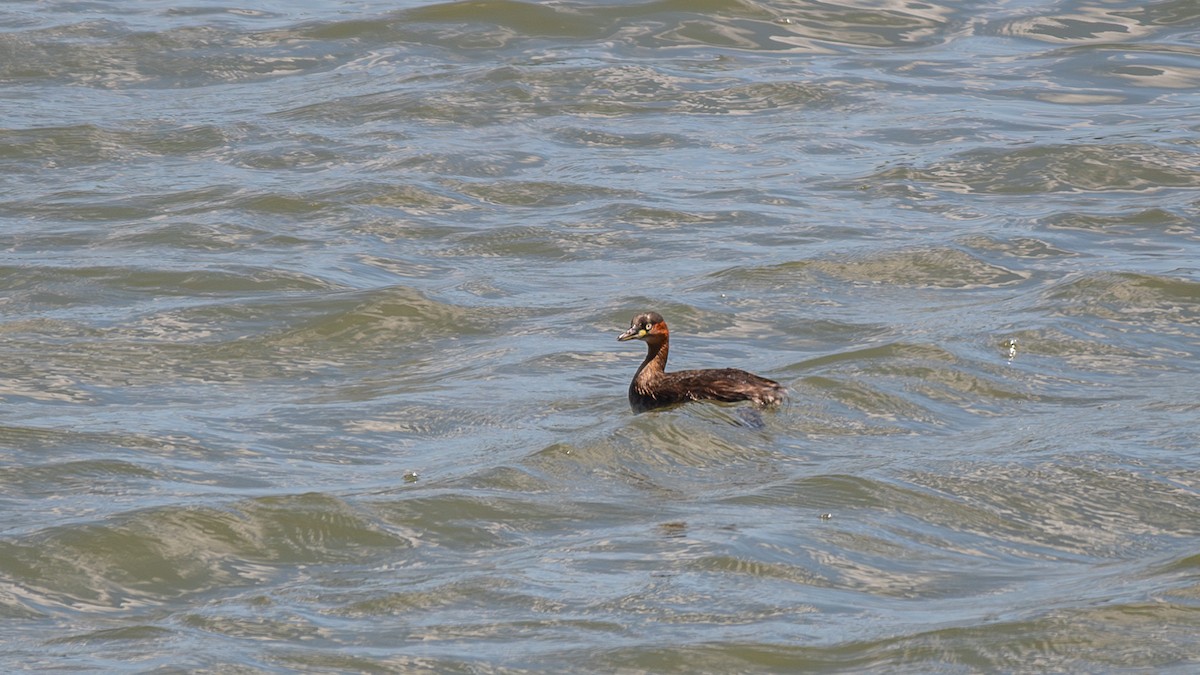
[2,0,1199,671]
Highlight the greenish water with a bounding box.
[2,0,1199,671]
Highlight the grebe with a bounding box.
[617,311,786,413]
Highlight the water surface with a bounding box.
[2,0,1199,671]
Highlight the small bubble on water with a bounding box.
[819,513,833,521]
[1002,338,1018,360]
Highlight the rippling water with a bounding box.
[2,0,1199,671]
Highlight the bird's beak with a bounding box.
[617,326,644,342]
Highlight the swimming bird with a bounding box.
[617,311,786,413]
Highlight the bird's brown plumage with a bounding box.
[617,311,786,413]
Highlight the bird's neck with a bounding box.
[637,338,669,380]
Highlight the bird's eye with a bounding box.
[643,323,652,330]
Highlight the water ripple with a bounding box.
[3,0,1200,670]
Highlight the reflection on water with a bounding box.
[2,0,1199,671]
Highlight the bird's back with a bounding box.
[656,367,786,407]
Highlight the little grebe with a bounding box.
[617,311,786,413]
